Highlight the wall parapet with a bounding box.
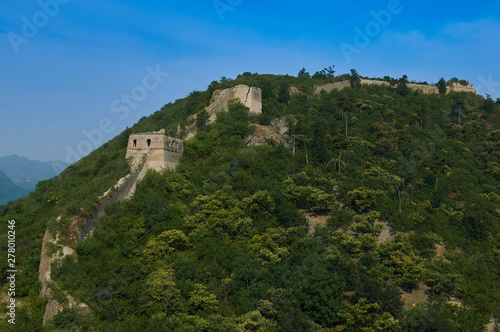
[313,79,475,95]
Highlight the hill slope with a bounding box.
[0,71,499,331]
[0,169,29,205]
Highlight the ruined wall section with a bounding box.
[236,84,262,115]
[407,83,438,94]
[449,82,475,93]
[206,85,262,123]
[360,79,390,87]
[206,89,232,123]
[314,81,351,94]
[314,79,475,95]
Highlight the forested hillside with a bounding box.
[0,170,29,206]
[1,70,499,331]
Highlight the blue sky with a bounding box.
[1,0,499,163]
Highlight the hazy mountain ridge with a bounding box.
[0,169,29,205]
[0,154,68,190]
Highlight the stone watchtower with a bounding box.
[125,129,183,171]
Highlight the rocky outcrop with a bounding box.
[245,118,291,147]
[39,224,79,323]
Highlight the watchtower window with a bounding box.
[133,140,137,148]
[147,139,151,148]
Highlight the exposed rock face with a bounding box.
[289,86,302,95]
[39,225,79,323]
[245,118,291,147]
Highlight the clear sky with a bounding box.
[1,0,499,163]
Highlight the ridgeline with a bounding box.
[1,69,499,331]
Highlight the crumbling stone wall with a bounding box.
[449,82,475,93]
[407,83,438,94]
[183,85,263,140]
[206,84,262,123]
[314,81,351,94]
[314,79,475,95]
[360,79,390,87]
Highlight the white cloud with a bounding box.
[440,18,500,40]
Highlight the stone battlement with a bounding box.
[449,82,475,93]
[126,129,183,171]
[314,79,475,95]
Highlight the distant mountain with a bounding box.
[0,169,29,205]
[0,154,68,190]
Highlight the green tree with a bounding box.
[436,77,447,95]
[340,298,400,331]
[188,284,219,314]
[278,82,290,104]
[295,263,344,326]
[196,109,209,129]
[312,71,326,79]
[350,69,361,88]
[324,65,336,77]
[143,269,183,314]
[258,77,274,100]
[396,75,409,96]
[298,68,310,78]
[402,302,486,331]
